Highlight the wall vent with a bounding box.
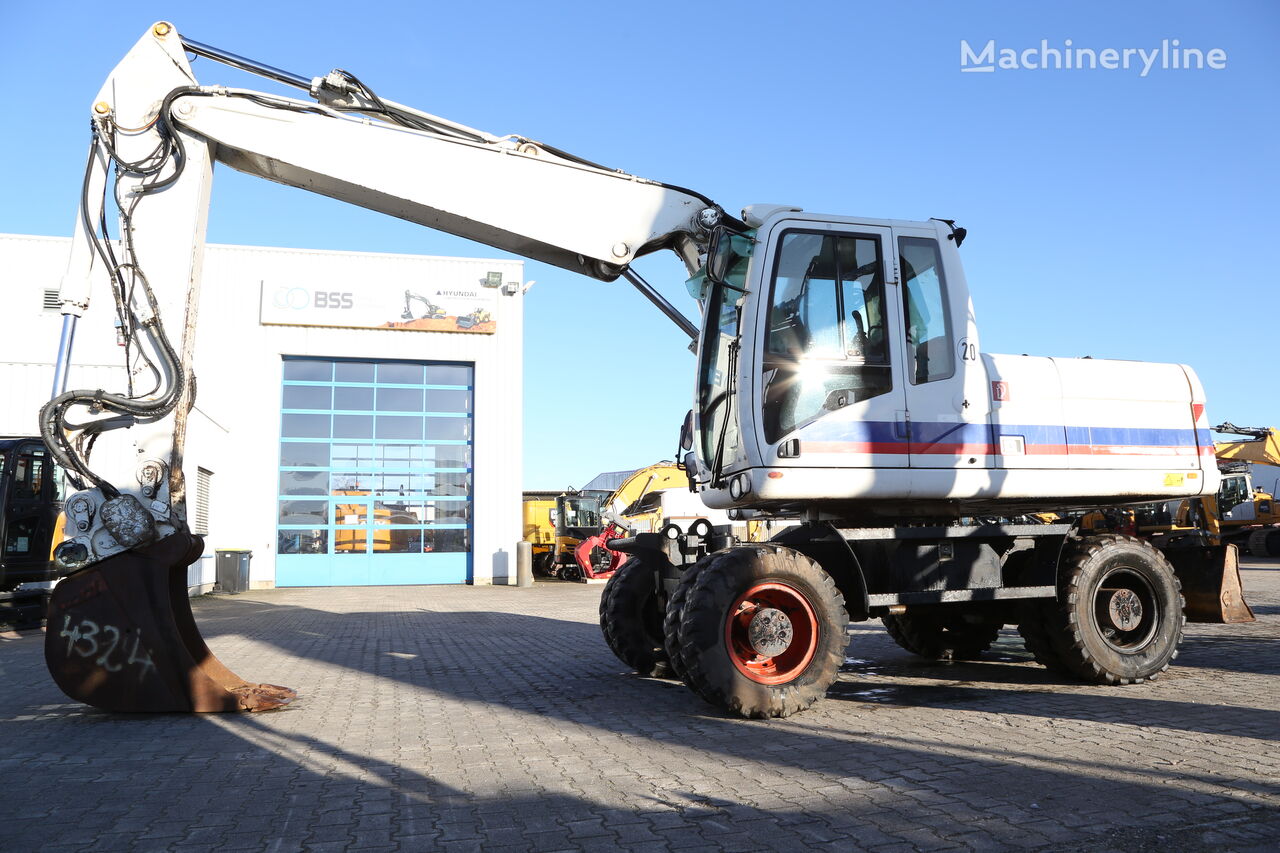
[194,467,212,536]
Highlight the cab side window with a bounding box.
[899,237,954,384]
[10,452,46,501]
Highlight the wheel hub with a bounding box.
[748,607,794,657]
[1105,588,1143,632]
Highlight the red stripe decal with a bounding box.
[799,442,1200,457]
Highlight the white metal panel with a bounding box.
[985,354,1069,469]
[1056,357,1203,470]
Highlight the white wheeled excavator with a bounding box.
[45,23,1234,717]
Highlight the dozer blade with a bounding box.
[1164,544,1256,624]
[44,532,296,712]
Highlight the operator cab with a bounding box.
[0,438,66,591]
[692,209,979,514]
[1217,473,1256,522]
[555,494,601,540]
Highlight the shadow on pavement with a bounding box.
[6,589,1278,851]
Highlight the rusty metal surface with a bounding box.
[1166,544,1256,624]
[44,531,296,712]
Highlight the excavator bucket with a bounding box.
[1163,544,1256,624]
[44,532,296,712]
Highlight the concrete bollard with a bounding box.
[516,541,533,588]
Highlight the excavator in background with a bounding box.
[1187,423,1280,557]
[572,462,687,578]
[0,438,66,627]
[522,490,605,581]
[44,23,1237,718]
[577,462,798,578]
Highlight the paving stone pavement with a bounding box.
[2,558,1278,852]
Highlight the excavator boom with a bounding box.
[43,22,727,714]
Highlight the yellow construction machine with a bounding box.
[1,438,67,628]
[572,463,687,578]
[524,466,693,581]
[522,491,603,580]
[1180,423,1280,557]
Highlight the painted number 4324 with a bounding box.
[58,614,157,680]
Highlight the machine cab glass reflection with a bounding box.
[762,231,891,442]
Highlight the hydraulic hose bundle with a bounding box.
[39,90,195,498]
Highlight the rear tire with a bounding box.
[1047,535,1183,684]
[679,546,848,719]
[599,554,666,675]
[882,611,1002,661]
[1017,602,1072,673]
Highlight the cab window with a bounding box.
[762,231,891,442]
[8,449,46,502]
[899,237,954,384]
[1217,475,1250,514]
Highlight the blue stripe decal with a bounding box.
[803,419,902,442]
[1000,424,1068,446]
[1077,426,1200,447]
[797,420,1201,451]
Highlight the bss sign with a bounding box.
[314,291,354,309]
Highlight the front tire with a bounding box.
[678,546,848,719]
[664,554,720,686]
[599,554,666,675]
[1049,535,1183,684]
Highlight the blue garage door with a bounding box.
[275,357,473,586]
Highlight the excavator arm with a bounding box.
[1213,422,1280,468]
[43,22,729,714]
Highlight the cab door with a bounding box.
[755,221,910,468]
[891,227,993,469]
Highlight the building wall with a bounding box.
[0,233,524,588]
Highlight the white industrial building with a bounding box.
[0,233,524,590]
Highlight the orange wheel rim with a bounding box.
[724,581,819,684]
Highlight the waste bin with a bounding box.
[214,550,252,594]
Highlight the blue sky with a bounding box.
[2,1,1276,488]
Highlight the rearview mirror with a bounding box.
[678,410,693,452]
